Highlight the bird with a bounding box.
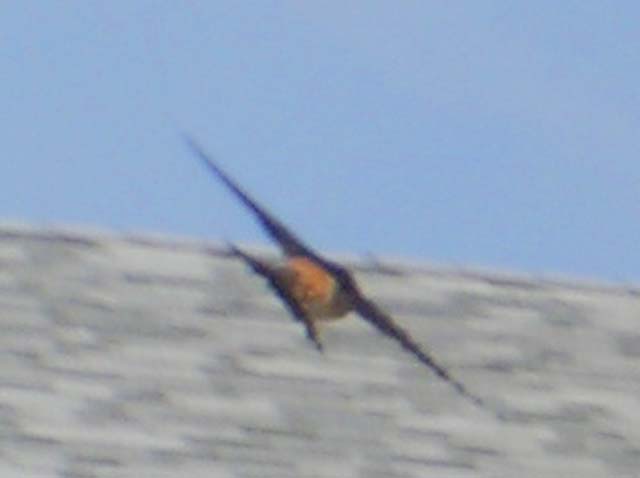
[184,135,490,412]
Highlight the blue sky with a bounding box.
[3,1,639,282]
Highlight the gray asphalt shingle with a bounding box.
[0,225,639,477]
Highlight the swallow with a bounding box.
[185,135,489,412]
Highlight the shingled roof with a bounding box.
[1,224,639,477]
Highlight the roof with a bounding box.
[1,224,639,477]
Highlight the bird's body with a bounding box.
[185,134,493,414]
[279,256,352,320]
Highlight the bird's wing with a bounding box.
[352,294,487,410]
[229,245,323,351]
[184,134,317,259]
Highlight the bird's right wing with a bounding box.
[229,245,323,351]
[184,135,317,259]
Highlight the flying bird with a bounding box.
[185,135,489,412]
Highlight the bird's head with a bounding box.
[328,264,358,294]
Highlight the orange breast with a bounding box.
[285,257,347,319]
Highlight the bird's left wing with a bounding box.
[352,294,487,411]
[229,245,323,351]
